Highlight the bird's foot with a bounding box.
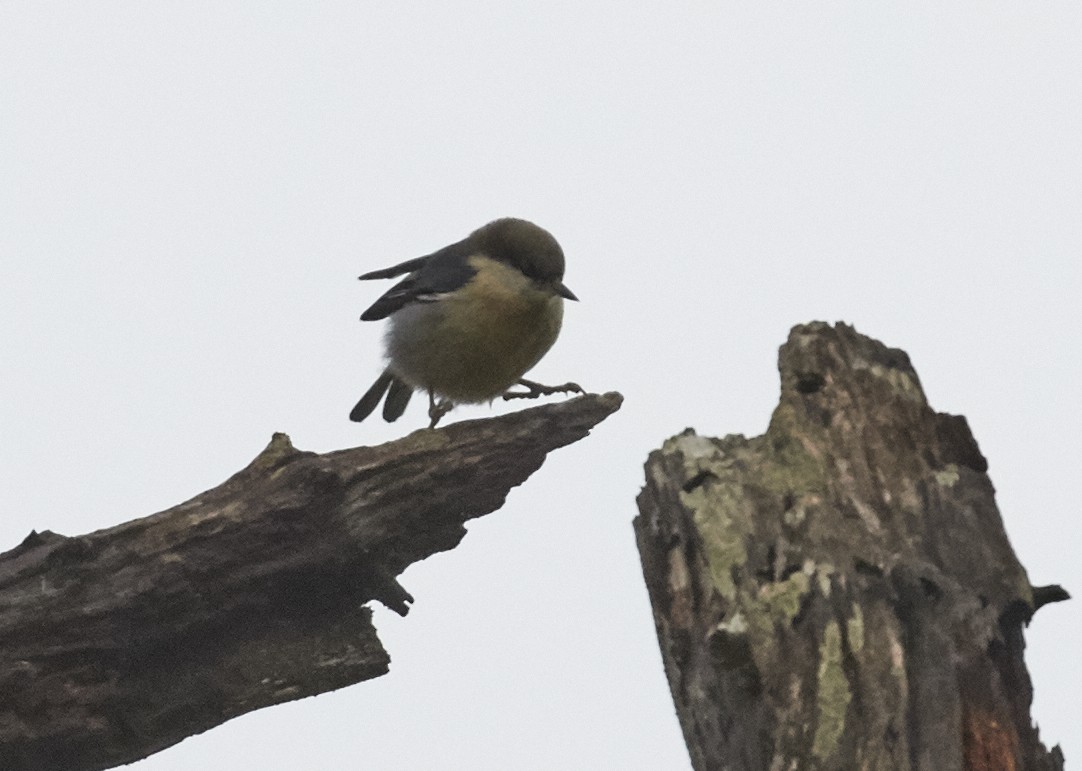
[502,378,584,401]
[427,395,454,428]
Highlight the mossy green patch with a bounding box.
[684,480,749,600]
[847,604,864,653]
[757,569,811,621]
[762,405,829,499]
[665,433,756,601]
[812,620,850,760]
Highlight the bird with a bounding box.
[349,217,582,428]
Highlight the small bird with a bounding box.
[350,217,582,428]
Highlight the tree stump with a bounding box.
[635,322,1065,771]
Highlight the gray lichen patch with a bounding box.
[933,464,960,488]
[663,431,723,460]
[715,611,748,635]
[850,357,926,403]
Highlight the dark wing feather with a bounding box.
[359,239,478,321]
[358,255,429,281]
[360,274,425,320]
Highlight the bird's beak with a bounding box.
[555,282,578,301]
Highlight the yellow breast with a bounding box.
[385,256,565,402]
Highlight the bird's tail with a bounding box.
[349,370,414,423]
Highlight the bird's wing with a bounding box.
[358,256,428,281]
[359,240,477,321]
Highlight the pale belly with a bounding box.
[385,291,564,403]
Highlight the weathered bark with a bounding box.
[0,392,622,771]
[635,323,1066,771]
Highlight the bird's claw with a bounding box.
[502,378,584,401]
[427,396,454,428]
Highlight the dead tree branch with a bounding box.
[0,392,622,771]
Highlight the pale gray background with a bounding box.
[2,3,1078,769]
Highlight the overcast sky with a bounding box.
[2,3,1079,769]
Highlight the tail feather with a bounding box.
[382,377,413,421]
[350,370,394,422]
